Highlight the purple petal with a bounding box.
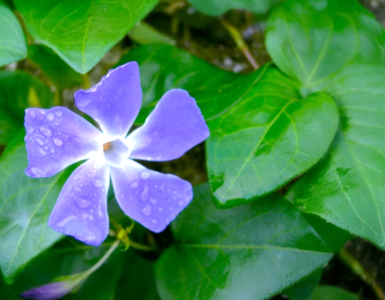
[110,159,192,233]
[126,89,209,162]
[24,107,103,178]
[48,155,110,246]
[74,62,142,138]
[20,281,75,300]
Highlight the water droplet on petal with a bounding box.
[39,109,45,115]
[158,207,163,211]
[30,110,36,118]
[50,147,55,153]
[152,219,157,224]
[31,167,46,177]
[34,137,48,146]
[141,184,149,201]
[75,197,91,208]
[92,178,103,187]
[142,205,151,216]
[39,148,47,155]
[179,201,184,207]
[47,113,54,121]
[74,187,81,192]
[55,111,62,117]
[141,171,150,180]
[150,198,157,204]
[26,126,35,133]
[130,182,139,189]
[53,138,63,146]
[39,126,52,137]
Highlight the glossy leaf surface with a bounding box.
[119,45,339,208]
[0,131,71,281]
[28,44,83,89]
[0,71,54,144]
[0,1,26,66]
[14,0,158,73]
[207,68,339,207]
[310,286,358,300]
[188,0,279,16]
[288,65,385,249]
[156,184,333,300]
[266,0,385,92]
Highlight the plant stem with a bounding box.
[82,73,91,90]
[220,19,259,70]
[129,240,156,252]
[339,247,385,300]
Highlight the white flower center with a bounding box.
[102,138,129,167]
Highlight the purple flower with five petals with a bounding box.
[24,62,209,246]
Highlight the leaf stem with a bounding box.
[338,247,385,300]
[220,19,259,70]
[82,73,91,90]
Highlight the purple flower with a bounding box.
[20,281,77,300]
[24,62,209,246]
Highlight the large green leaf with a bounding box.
[0,71,54,144]
[14,0,158,73]
[206,67,339,207]
[0,1,26,66]
[0,131,72,281]
[156,184,334,300]
[28,44,83,89]
[266,0,385,93]
[287,64,385,250]
[187,0,279,16]
[284,269,322,300]
[118,44,339,208]
[1,237,125,299]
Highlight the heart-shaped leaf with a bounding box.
[118,44,339,208]
[0,71,54,144]
[14,0,158,73]
[0,131,71,281]
[207,67,339,207]
[266,0,385,92]
[0,1,26,66]
[287,64,385,250]
[156,184,334,300]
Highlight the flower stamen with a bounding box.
[103,142,112,151]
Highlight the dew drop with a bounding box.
[31,167,46,177]
[141,171,150,180]
[55,111,62,117]
[75,197,91,208]
[130,182,139,189]
[30,110,36,118]
[92,178,103,187]
[74,187,81,192]
[39,126,52,137]
[53,138,63,146]
[158,207,164,212]
[179,201,184,207]
[141,184,149,201]
[34,137,48,146]
[39,109,46,115]
[50,147,55,154]
[150,198,157,204]
[47,113,55,121]
[142,205,151,216]
[152,219,157,224]
[39,148,47,156]
[26,126,35,133]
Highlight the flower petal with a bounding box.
[110,159,192,233]
[20,281,76,300]
[126,89,209,161]
[74,62,142,138]
[24,107,103,178]
[48,155,110,246]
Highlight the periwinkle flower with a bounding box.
[20,280,78,300]
[24,62,209,246]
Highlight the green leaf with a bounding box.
[28,44,83,89]
[207,67,339,207]
[118,45,339,208]
[1,238,125,299]
[310,286,358,300]
[14,0,158,74]
[266,0,385,93]
[188,0,279,16]
[0,71,54,144]
[287,64,385,250]
[115,252,160,300]
[129,22,176,46]
[0,2,26,66]
[284,269,322,300]
[0,131,72,281]
[156,183,334,300]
